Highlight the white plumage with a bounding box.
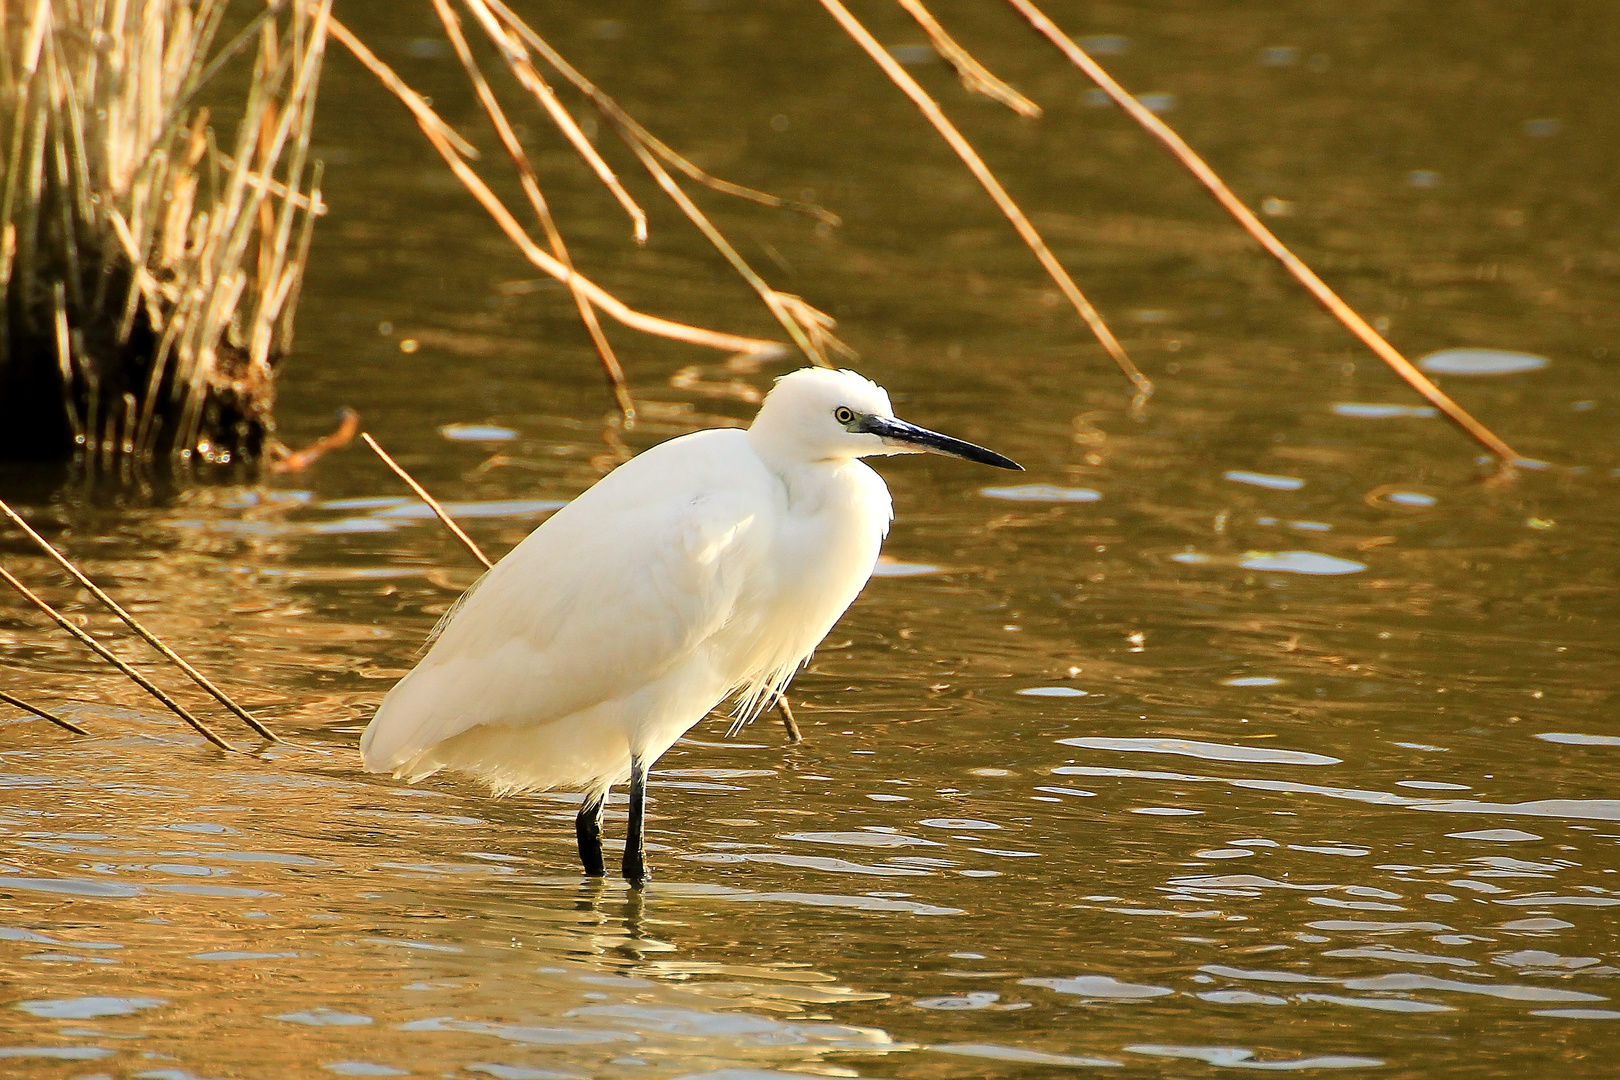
[361,367,1019,884]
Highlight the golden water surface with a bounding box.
[3,2,1618,1077]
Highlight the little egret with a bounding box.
[361,368,1020,885]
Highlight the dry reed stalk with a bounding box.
[0,561,237,751]
[323,14,777,363]
[360,433,493,570]
[894,0,1041,118]
[430,0,634,423]
[0,687,90,736]
[0,496,277,741]
[816,0,1151,400]
[1004,0,1522,464]
[482,0,841,228]
[619,134,854,367]
[441,0,847,373]
[473,0,851,367]
[457,0,646,246]
[1,0,333,466]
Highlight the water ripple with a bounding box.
[1128,1045,1384,1070]
[1061,737,1340,766]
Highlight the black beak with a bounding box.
[856,414,1023,471]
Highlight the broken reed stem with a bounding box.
[432,0,634,425]
[360,432,493,570]
[1004,0,1522,464]
[269,402,358,473]
[893,0,1042,118]
[467,0,852,368]
[322,22,478,159]
[0,562,237,752]
[773,693,803,743]
[816,0,1152,399]
[483,0,841,228]
[459,0,647,246]
[0,497,277,742]
[0,688,91,737]
[323,13,777,359]
[618,133,849,367]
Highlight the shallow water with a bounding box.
[4,2,1620,1076]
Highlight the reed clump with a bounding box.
[0,0,329,469]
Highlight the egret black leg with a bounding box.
[622,756,651,887]
[575,790,606,878]
[774,693,803,743]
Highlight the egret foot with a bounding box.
[576,791,606,878]
[622,756,651,887]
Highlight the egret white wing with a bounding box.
[361,434,775,778]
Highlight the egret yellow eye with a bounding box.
[834,406,855,425]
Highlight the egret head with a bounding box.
[748,368,1022,471]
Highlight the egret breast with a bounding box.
[709,457,892,710]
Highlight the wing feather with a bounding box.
[361,432,773,776]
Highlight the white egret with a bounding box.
[361,368,1020,885]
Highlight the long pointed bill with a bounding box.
[858,415,1023,471]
